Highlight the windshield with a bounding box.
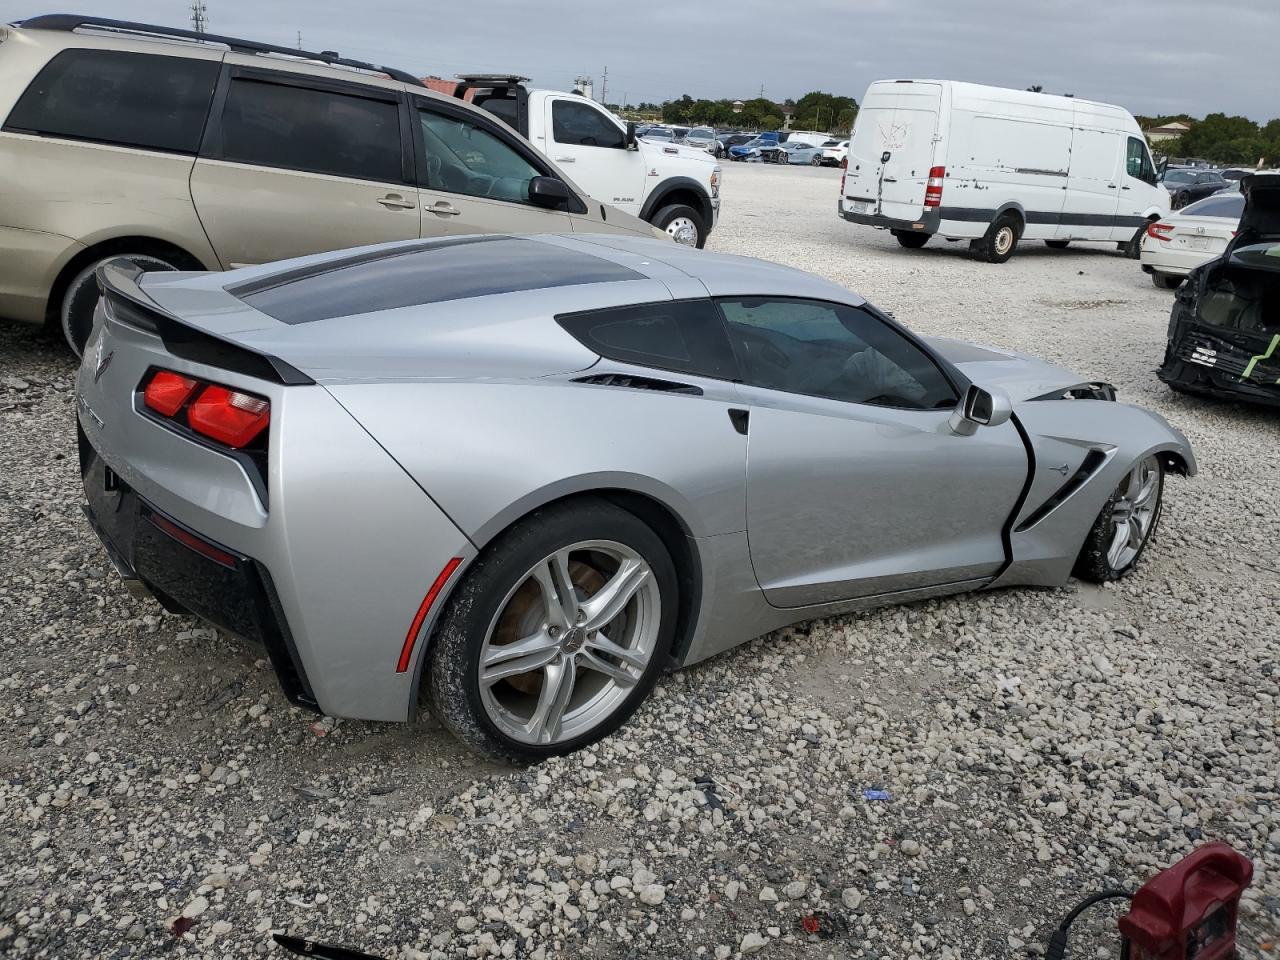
[1164,170,1195,184]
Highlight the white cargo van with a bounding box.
[838,80,1169,262]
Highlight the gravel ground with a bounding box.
[1,162,1277,960]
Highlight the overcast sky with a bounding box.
[7,0,1277,121]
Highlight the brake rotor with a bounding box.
[491,559,606,696]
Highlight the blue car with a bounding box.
[729,133,783,161]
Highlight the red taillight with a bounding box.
[143,370,198,417]
[187,385,270,449]
[1147,221,1174,242]
[924,165,945,207]
[397,557,465,673]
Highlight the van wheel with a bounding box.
[974,214,1021,263]
[1123,220,1153,259]
[60,253,182,357]
[1045,240,1071,249]
[652,204,708,248]
[892,230,930,249]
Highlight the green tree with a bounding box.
[790,90,858,133]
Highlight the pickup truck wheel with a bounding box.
[61,253,181,357]
[652,204,707,248]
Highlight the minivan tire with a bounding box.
[974,214,1021,263]
[61,253,181,357]
[651,204,708,248]
[892,230,930,249]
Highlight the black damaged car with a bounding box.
[1159,174,1280,407]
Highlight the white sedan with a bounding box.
[1140,192,1243,289]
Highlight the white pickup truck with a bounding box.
[427,75,722,247]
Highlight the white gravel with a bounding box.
[1,162,1277,959]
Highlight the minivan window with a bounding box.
[551,100,626,148]
[1125,137,1156,184]
[419,108,544,202]
[4,49,218,154]
[219,78,403,183]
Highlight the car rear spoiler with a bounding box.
[95,259,314,386]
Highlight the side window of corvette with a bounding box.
[717,297,958,410]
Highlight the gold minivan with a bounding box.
[0,15,664,353]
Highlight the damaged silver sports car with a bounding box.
[76,234,1195,760]
[1159,174,1280,406]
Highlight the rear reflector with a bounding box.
[924,166,945,207]
[145,510,238,568]
[397,557,464,673]
[1147,221,1174,242]
[143,370,198,417]
[188,385,271,448]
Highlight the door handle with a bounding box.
[554,156,576,163]
[1107,184,1117,189]
[426,201,462,217]
[1121,185,1131,190]
[377,193,416,209]
[882,176,898,182]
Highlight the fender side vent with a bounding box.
[1015,449,1107,533]
[572,373,703,396]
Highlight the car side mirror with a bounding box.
[949,383,1013,436]
[528,176,571,209]
[625,121,638,150]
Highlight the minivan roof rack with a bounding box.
[18,14,426,87]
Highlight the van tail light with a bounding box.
[140,369,270,450]
[840,169,847,196]
[1147,221,1174,242]
[143,371,198,417]
[924,166,945,207]
[188,386,270,448]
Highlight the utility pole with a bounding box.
[759,83,764,99]
[600,65,607,105]
[296,30,303,49]
[190,0,208,33]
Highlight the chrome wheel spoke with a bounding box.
[480,631,560,685]
[523,656,575,743]
[1107,521,1130,568]
[578,650,639,687]
[581,558,650,631]
[584,632,648,671]
[1127,517,1146,551]
[1133,470,1159,507]
[531,551,577,631]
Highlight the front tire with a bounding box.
[60,253,181,356]
[427,498,678,762]
[652,203,708,248]
[892,230,930,249]
[1172,191,1190,210]
[973,213,1021,263]
[1072,456,1163,583]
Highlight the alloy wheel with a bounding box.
[665,216,699,246]
[477,541,661,746]
[1107,456,1161,571]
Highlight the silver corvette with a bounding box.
[76,234,1195,760]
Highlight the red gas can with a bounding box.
[1118,842,1253,960]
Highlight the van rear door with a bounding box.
[846,82,942,222]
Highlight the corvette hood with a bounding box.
[926,337,1093,401]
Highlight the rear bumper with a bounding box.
[839,203,942,235]
[1158,330,1280,408]
[78,421,319,710]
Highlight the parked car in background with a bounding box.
[1221,168,1252,183]
[1141,192,1244,288]
[0,15,666,355]
[729,137,774,161]
[817,139,849,166]
[778,141,821,164]
[430,77,722,247]
[715,132,754,158]
[683,126,716,152]
[781,131,830,148]
[1161,168,1228,209]
[78,234,1194,759]
[840,80,1169,262]
[1158,174,1280,407]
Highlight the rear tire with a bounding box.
[1124,219,1154,259]
[1152,272,1183,290]
[1172,191,1190,210]
[60,253,182,357]
[1044,240,1071,249]
[426,498,678,762]
[892,230,930,249]
[1073,457,1163,583]
[973,213,1021,263]
[651,203,708,248]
